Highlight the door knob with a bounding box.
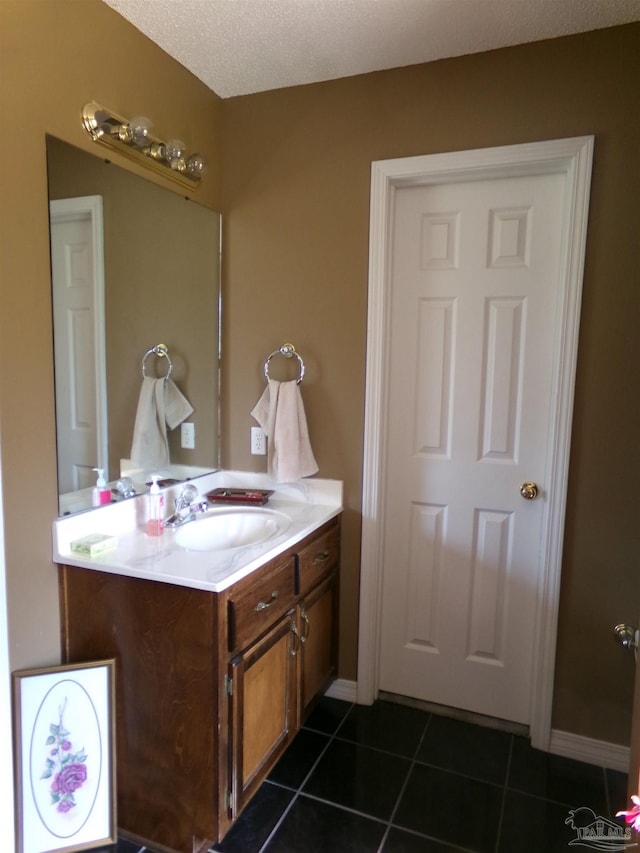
[614,623,639,651]
[520,482,538,500]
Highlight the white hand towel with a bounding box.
[130,377,194,469]
[251,379,318,483]
[164,378,195,430]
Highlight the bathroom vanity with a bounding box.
[54,473,342,853]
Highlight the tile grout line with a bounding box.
[493,733,514,853]
[374,713,480,853]
[375,712,433,853]
[256,702,356,853]
[604,765,621,818]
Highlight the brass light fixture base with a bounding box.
[81,101,203,192]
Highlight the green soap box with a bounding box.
[70,533,117,557]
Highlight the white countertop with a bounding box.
[53,471,343,593]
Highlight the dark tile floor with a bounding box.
[102,697,630,853]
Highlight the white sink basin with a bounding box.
[173,507,291,552]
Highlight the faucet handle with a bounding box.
[175,483,198,510]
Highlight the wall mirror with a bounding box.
[46,136,221,516]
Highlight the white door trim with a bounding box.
[357,136,594,751]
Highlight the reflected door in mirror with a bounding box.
[50,196,108,493]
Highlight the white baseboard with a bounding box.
[325,678,357,703]
[325,680,630,773]
[549,728,630,773]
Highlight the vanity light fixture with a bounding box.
[81,101,206,191]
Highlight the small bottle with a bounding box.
[145,475,164,536]
[92,468,111,506]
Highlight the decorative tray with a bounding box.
[205,488,274,505]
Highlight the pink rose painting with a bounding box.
[617,795,640,832]
[40,697,88,814]
[18,666,111,852]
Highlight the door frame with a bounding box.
[50,195,108,490]
[357,136,594,751]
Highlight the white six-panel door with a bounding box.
[378,173,565,724]
[358,137,594,748]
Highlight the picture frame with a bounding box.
[13,659,117,853]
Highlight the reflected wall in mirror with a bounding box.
[47,136,221,516]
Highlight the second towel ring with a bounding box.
[142,344,173,380]
[264,343,305,385]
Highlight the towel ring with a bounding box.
[263,343,305,385]
[142,344,173,380]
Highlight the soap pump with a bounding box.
[145,474,165,537]
[92,468,111,506]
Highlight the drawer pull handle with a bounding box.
[313,550,330,566]
[255,590,279,611]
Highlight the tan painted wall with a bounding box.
[0,0,222,669]
[220,24,640,745]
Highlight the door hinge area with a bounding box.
[224,788,232,811]
[224,674,233,696]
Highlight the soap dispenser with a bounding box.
[145,475,165,537]
[92,468,111,506]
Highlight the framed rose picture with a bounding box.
[13,659,116,853]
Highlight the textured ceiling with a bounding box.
[102,0,640,98]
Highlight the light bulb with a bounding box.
[129,115,153,147]
[165,139,187,171]
[186,153,207,179]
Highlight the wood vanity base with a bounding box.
[59,516,340,853]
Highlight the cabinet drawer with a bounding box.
[228,556,297,652]
[297,522,340,596]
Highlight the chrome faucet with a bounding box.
[164,483,209,528]
[115,476,136,499]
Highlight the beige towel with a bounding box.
[130,377,194,469]
[251,379,318,483]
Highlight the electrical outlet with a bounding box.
[181,422,195,449]
[251,427,267,455]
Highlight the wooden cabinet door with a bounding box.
[228,611,299,818]
[300,571,338,719]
